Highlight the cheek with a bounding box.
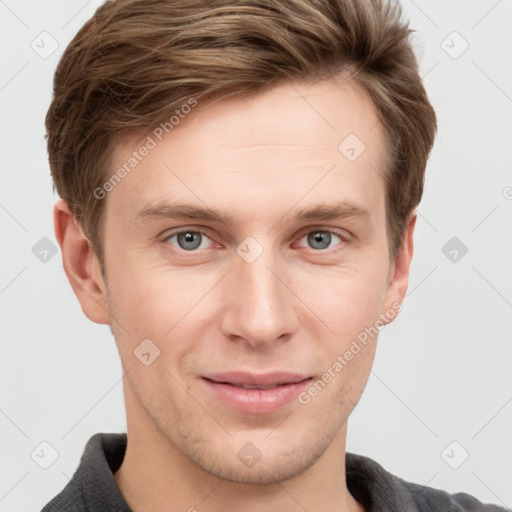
[106,252,199,330]
[104,255,217,371]
[294,259,389,341]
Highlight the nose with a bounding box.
[219,245,299,349]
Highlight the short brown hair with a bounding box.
[45,0,436,263]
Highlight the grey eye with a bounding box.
[175,231,203,250]
[307,231,332,250]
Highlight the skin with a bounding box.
[55,77,416,512]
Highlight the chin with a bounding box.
[191,447,322,484]
[172,422,341,485]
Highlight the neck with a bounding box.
[114,383,365,512]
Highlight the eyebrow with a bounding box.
[133,200,371,227]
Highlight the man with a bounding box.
[41,0,509,510]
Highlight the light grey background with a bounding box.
[1,1,511,510]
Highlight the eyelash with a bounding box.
[163,228,347,253]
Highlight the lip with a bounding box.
[201,371,312,414]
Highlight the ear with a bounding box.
[380,211,416,325]
[54,199,111,325]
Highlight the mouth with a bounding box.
[212,382,292,390]
[201,372,313,414]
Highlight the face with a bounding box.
[93,77,410,484]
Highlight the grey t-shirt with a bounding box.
[41,433,509,511]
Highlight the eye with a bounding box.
[165,230,216,251]
[297,229,345,251]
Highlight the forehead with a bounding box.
[106,78,388,226]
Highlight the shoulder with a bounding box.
[40,433,130,512]
[40,477,86,512]
[345,452,510,512]
[405,478,509,512]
